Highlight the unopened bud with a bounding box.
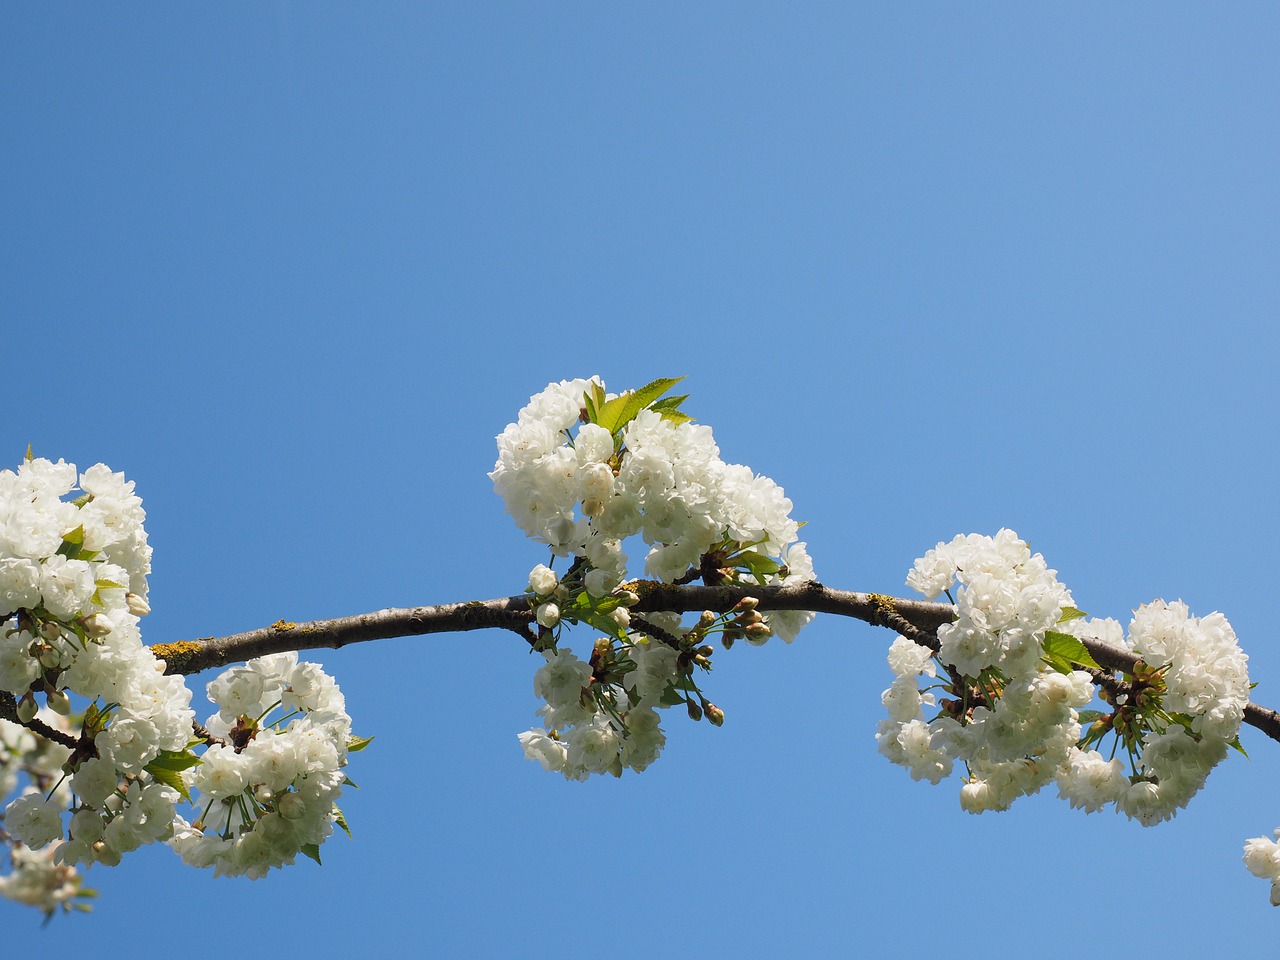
[536,602,561,629]
[608,756,624,778]
[732,597,759,613]
[697,611,717,629]
[255,785,275,803]
[528,564,559,597]
[38,645,61,669]
[81,613,113,638]
[745,622,772,641]
[125,592,151,617]
[16,695,38,723]
[686,701,703,722]
[47,689,71,715]
[704,702,725,726]
[697,645,715,658]
[611,607,631,630]
[40,621,63,642]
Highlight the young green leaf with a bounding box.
[300,842,323,865]
[143,749,201,803]
[347,735,375,753]
[591,377,685,434]
[334,805,352,838]
[1058,607,1088,624]
[1042,630,1101,669]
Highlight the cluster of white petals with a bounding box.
[889,531,1250,833]
[883,531,1083,806]
[1055,603,1248,825]
[491,378,815,641]
[519,635,675,780]
[169,653,353,878]
[1,458,362,915]
[499,380,814,780]
[0,458,195,909]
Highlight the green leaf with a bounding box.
[1058,607,1088,624]
[591,377,685,434]
[56,526,87,560]
[25,444,33,462]
[649,394,694,425]
[565,590,627,639]
[1042,631,1101,669]
[582,381,608,425]
[1041,652,1074,675]
[333,805,352,838]
[94,579,127,590]
[1076,709,1109,725]
[143,749,201,803]
[347,735,375,753]
[300,842,323,865]
[731,551,781,577]
[658,683,687,707]
[1230,736,1249,759]
[342,776,360,789]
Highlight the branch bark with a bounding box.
[140,580,1280,745]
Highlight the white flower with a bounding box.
[518,728,567,772]
[4,792,64,848]
[533,648,592,709]
[528,564,558,597]
[536,602,561,628]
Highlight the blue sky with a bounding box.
[5,4,1280,954]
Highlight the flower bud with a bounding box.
[686,701,703,722]
[704,702,725,726]
[528,564,559,597]
[47,689,71,715]
[38,645,62,669]
[697,611,717,630]
[81,613,113,638]
[16,695,38,723]
[126,592,151,617]
[611,607,631,630]
[745,622,772,641]
[732,597,759,613]
[612,588,640,607]
[40,621,63,642]
[536,602,561,629]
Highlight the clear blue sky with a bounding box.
[5,4,1280,954]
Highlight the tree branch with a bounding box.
[145,581,1280,745]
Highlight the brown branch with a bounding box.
[146,581,1280,745]
[0,692,78,750]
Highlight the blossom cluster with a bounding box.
[0,456,360,916]
[495,379,814,779]
[883,530,1249,830]
[169,652,356,878]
